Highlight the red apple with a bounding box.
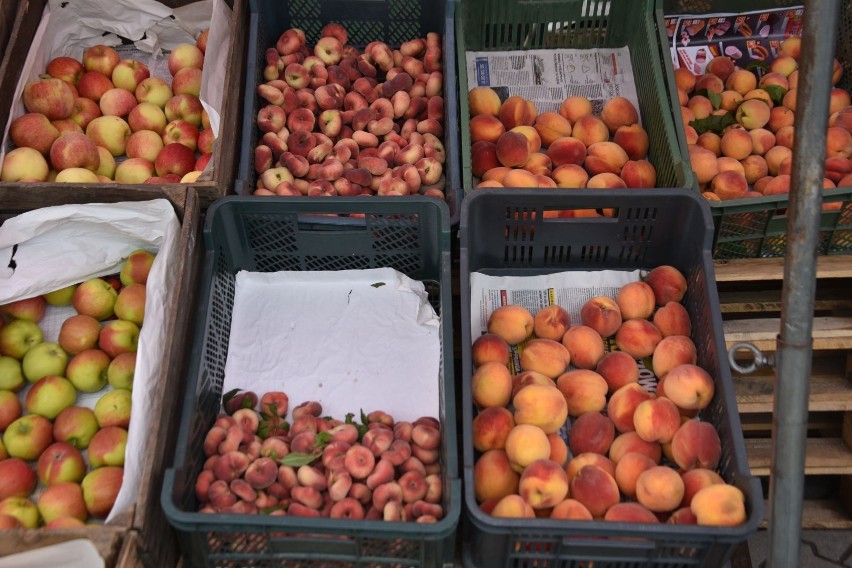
[37,442,87,485]
[82,45,121,76]
[23,77,75,120]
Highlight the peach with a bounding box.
[519,338,571,379]
[471,361,513,409]
[745,88,773,107]
[671,419,721,471]
[633,397,681,444]
[696,132,722,156]
[568,411,615,456]
[635,466,684,513]
[616,281,655,320]
[550,499,593,520]
[469,114,505,144]
[765,145,792,175]
[768,105,795,132]
[511,371,553,398]
[763,174,790,195]
[689,145,719,184]
[580,296,622,337]
[513,384,568,434]
[614,319,662,359]
[524,152,552,176]
[684,125,699,144]
[652,335,697,378]
[561,325,604,370]
[533,305,571,341]
[826,126,852,158]
[491,494,535,519]
[725,69,757,95]
[674,68,696,93]
[605,502,659,523]
[511,125,542,154]
[495,131,531,167]
[471,141,500,178]
[552,164,589,188]
[556,369,608,417]
[559,96,593,124]
[695,73,724,94]
[474,449,520,502]
[668,506,699,525]
[600,97,638,133]
[597,351,640,393]
[711,170,748,200]
[546,136,587,167]
[829,88,851,116]
[472,333,511,366]
[519,459,569,509]
[565,452,615,483]
[687,95,714,120]
[781,88,797,111]
[742,155,769,184]
[716,157,744,175]
[608,431,662,464]
[534,112,572,147]
[645,265,687,305]
[620,159,657,188]
[501,169,538,188]
[547,433,568,466]
[736,99,771,130]
[663,364,715,410]
[572,115,609,147]
[498,96,536,129]
[584,142,629,176]
[680,468,725,507]
[690,484,746,526]
[719,90,744,111]
[613,124,650,160]
[720,129,753,160]
[705,56,734,81]
[505,424,551,473]
[614,452,657,498]
[702,191,722,202]
[488,305,534,344]
[472,406,515,452]
[569,465,620,519]
[468,87,501,117]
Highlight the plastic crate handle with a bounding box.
[319,0,389,21]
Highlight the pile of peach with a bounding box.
[677,36,852,201]
[251,24,447,198]
[470,265,747,526]
[194,390,444,522]
[468,90,657,192]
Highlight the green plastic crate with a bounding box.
[456,0,694,194]
[656,0,852,258]
[161,196,460,567]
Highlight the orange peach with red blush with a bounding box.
[645,265,687,306]
[633,397,681,444]
[498,96,537,129]
[471,333,510,366]
[652,335,698,378]
[600,97,639,133]
[513,384,568,434]
[614,451,657,498]
[565,452,615,483]
[534,112,572,147]
[559,96,593,124]
[587,173,627,189]
[471,361,513,409]
[518,458,569,509]
[519,338,570,379]
[569,465,620,519]
[607,383,655,433]
[550,499,593,520]
[471,141,500,178]
[620,159,657,188]
[616,281,656,320]
[561,325,605,370]
[547,433,568,467]
[614,319,662,358]
[556,369,608,417]
[511,371,553,398]
[604,502,660,523]
[596,351,639,393]
[468,87,501,117]
[662,364,715,410]
[690,484,747,526]
[680,468,725,507]
[474,449,520,502]
[533,305,570,341]
[613,124,649,160]
[671,418,722,471]
[546,137,587,167]
[568,411,615,456]
[653,301,692,337]
[505,424,551,473]
[470,114,505,144]
[472,406,515,452]
[552,164,589,188]
[584,142,629,176]
[572,115,609,147]
[487,304,534,344]
[608,431,662,464]
[580,296,622,337]
[635,465,685,513]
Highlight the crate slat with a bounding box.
[746,438,852,476]
[724,316,852,351]
[734,359,852,414]
[714,256,852,282]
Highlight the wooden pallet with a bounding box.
[715,256,852,529]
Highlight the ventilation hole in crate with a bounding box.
[254,254,303,272]
[579,245,608,263]
[208,531,269,557]
[760,235,787,258]
[245,217,299,254]
[300,255,370,271]
[376,253,423,278]
[360,536,419,561]
[389,0,421,20]
[543,245,569,265]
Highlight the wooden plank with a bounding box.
[713,256,852,282]
[739,414,843,433]
[759,498,852,529]
[746,438,852,476]
[718,289,852,314]
[725,316,852,351]
[733,360,852,413]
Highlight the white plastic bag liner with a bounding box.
[0,539,104,568]
[0,199,181,523]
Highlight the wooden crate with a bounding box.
[0,188,201,566]
[0,0,247,209]
[715,256,852,529]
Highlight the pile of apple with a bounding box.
[468,89,657,195]
[0,31,213,185]
[470,265,748,526]
[677,36,852,201]
[0,250,154,528]
[250,23,447,199]
[193,389,444,522]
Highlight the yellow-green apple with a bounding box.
[168,43,204,75]
[72,277,118,320]
[487,304,534,344]
[66,348,111,393]
[0,320,43,359]
[106,353,134,392]
[111,59,150,92]
[0,147,50,181]
[37,442,86,485]
[162,119,199,150]
[0,458,37,499]
[3,414,54,460]
[120,250,156,286]
[0,296,46,322]
[81,466,123,518]
[48,132,99,172]
[85,115,131,156]
[128,102,167,134]
[0,390,21,430]
[95,147,116,179]
[93,389,131,428]
[0,357,25,391]
[37,482,88,524]
[44,284,77,306]
[83,45,120,76]
[58,314,101,354]
[87,426,127,468]
[55,167,100,183]
[114,157,155,183]
[53,406,99,449]
[25,375,76,419]
[9,113,60,154]
[99,88,138,117]
[23,77,75,120]
[99,320,139,359]
[172,67,202,97]
[518,458,569,509]
[114,283,146,325]
[46,56,84,85]
[135,77,173,108]
[154,142,196,178]
[690,484,746,526]
[0,496,40,528]
[164,94,203,126]
[77,71,114,102]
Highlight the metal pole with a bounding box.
[767,1,840,566]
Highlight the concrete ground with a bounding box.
[743,530,852,567]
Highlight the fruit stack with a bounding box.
[0,251,154,528]
[0,33,213,185]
